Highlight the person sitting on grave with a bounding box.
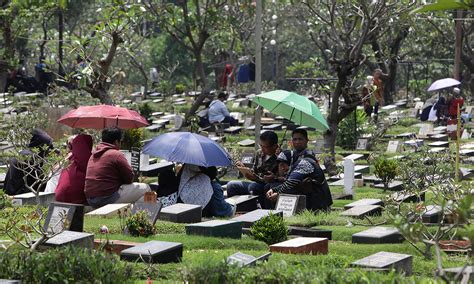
[84,127,151,208]
[155,167,179,208]
[265,129,333,211]
[208,92,238,126]
[178,164,236,217]
[227,131,279,206]
[4,128,54,196]
[54,134,93,204]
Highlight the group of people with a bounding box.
[424,87,465,124]
[227,129,333,212]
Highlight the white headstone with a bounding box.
[343,159,355,197]
[356,139,368,150]
[461,129,471,140]
[386,141,400,153]
[418,124,434,138]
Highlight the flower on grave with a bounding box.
[99,225,109,234]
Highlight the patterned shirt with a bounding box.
[252,150,278,183]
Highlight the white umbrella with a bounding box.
[427,78,461,92]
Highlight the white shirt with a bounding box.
[208,100,230,123]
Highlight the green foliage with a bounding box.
[0,190,12,210]
[121,128,143,151]
[0,246,134,283]
[125,211,156,237]
[138,103,153,120]
[250,213,287,245]
[373,157,399,190]
[175,83,186,94]
[336,110,368,150]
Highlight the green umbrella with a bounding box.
[252,90,329,131]
[411,0,473,13]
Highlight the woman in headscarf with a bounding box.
[55,134,93,204]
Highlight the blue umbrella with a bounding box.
[143,132,232,167]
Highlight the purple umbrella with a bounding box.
[427,78,461,92]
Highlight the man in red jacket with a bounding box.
[84,127,150,208]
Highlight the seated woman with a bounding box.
[55,134,93,204]
[178,164,235,217]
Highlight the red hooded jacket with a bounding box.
[55,134,93,204]
[84,142,134,199]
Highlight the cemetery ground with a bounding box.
[0,94,473,283]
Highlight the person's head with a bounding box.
[291,129,308,151]
[366,75,374,86]
[453,87,461,97]
[276,150,292,176]
[217,92,228,101]
[259,131,278,156]
[101,127,123,148]
[373,69,383,79]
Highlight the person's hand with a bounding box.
[263,171,275,183]
[244,171,257,181]
[235,161,244,168]
[266,189,278,202]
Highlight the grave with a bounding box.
[344,154,364,161]
[225,195,258,213]
[421,205,444,223]
[12,192,55,206]
[263,123,283,131]
[418,124,434,138]
[428,147,447,153]
[461,129,471,140]
[461,167,474,180]
[444,266,473,283]
[224,126,242,134]
[275,194,306,216]
[391,191,425,203]
[132,202,162,225]
[140,161,174,177]
[44,202,84,234]
[396,133,416,139]
[269,237,328,255]
[354,165,370,174]
[94,239,140,255]
[120,241,183,263]
[340,205,382,218]
[356,138,369,150]
[328,172,362,182]
[344,199,384,210]
[186,220,242,239]
[460,149,474,157]
[329,179,345,187]
[352,227,404,244]
[85,203,131,218]
[373,181,404,191]
[238,139,255,147]
[227,252,272,267]
[232,209,283,228]
[386,140,401,153]
[343,158,355,198]
[362,175,382,184]
[145,124,164,132]
[287,227,332,240]
[0,280,20,283]
[351,251,413,275]
[43,231,94,249]
[428,141,449,148]
[158,203,202,223]
[404,139,424,149]
[428,134,449,141]
[433,126,447,133]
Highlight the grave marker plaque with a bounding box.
[185,220,242,239]
[85,203,131,218]
[344,199,383,210]
[275,194,306,216]
[352,226,404,244]
[120,241,183,263]
[343,159,355,197]
[225,195,258,213]
[131,147,140,182]
[340,205,382,218]
[44,202,84,233]
[132,201,162,225]
[356,139,368,151]
[386,140,401,153]
[43,231,94,249]
[158,203,202,223]
[227,252,272,267]
[352,251,413,275]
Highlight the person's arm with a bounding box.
[116,153,134,184]
[272,159,314,194]
[219,101,230,117]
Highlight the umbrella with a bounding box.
[57,105,149,129]
[412,0,474,13]
[427,78,461,92]
[143,132,232,167]
[252,90,329,131]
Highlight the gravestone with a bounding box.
[344,154,364,161]
[354,165,370,174]
[227,252,272,267]
[275,194,306,216]
[263,123,282,130]
[340,205,382,218]
[428,141,449,148]
[351,251,413,275]
[186,220,242,239]
[232,209,283,228]
[0,280,20,283]
[288,227,332,240]
[344,199,383,210]
[85,203,131,218]
[429,134,449,141]
[43,231,94,249]
[44,202,84,234]
[418,124,434,138]
[120,241,183,263]
[343,159,355,197]
[391,191,425,203]
[373,181,404,191]
[130,147,140,182]
[269,237,328,255]
[386,140,401,153]
[460,149,474,157]
[352,227,404,244]
[461,129,471,140]
[414,101,424,110]
[422,205,443,223]
[225,195,258,213]
[356,138,369,150]
[224,126,242,134]
[238,139,255,147]
[158,203,202,223]
[132,201,162,225]
[12,192,55,206]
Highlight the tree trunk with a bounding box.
[323,119,338,176]
[58,8,65,76]
[383,58,398,104]
[93,88,113,105]
[187,51,209,121]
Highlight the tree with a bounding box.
[144,0,231,121]
[299,0,415,168]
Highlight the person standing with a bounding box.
[84,128,150,208]
[372,69,387,119]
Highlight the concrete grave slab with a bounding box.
[85,204,131,218]
[344,199,384,210]
[352,251,412,275]
[428,141,449,148]
[340,205,382,218]
[159,203,202,223]
[227,252,271,267]
[270,237,328,255]
[186,220,242,239]
[352,227,404,244]
[232,209,283,228]
[373,181,404,191]
[44,202,84,233]
[12,192,55,206]
[43,231,94,249]
[225,195,258,213]
[120,241,182,263]
[238,139,255,147]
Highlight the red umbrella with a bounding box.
[57,105,149,129]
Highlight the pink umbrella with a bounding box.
[427,78,461,92]
[57,105,149,129]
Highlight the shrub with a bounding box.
[175,83,186,94]
[0,246,134,283]
[0,190,12,209]
[125,211,156,237]
[336,110,368,150]
[121,128,143,150]
[139,103,153,121]
[250,213,287,245]
[373,156,399,191]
